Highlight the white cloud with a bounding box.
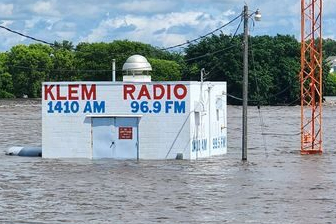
[0,20,14,27]
[24,17,58,32]
[25,17,42,29]
[33,1,52,13]
[222,10,235,17]
[81,11,234,48]
[64,3,102,17]
[322,0,334,15]
[0,0,335,51]
[53,21,76,30]
[56,31,76,39]
[117,0,177,13]
[324,18,336,40]
[0,3,13,17]
[31,1,60,16]
[0,28,25,49]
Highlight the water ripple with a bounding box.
[1,101,336,223]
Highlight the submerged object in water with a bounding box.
[6,147,42,157]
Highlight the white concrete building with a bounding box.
[42,56,227,160]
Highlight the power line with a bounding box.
[160,12,243,51]
[8,64,111,72]
[184,45,237,62]
[184,15,243,63]
[7,64,153,73]
[185,18,244,82]
[232,14,244,37]
[0,25,55,46]
[249,33,269,157]
[227,93,244,101]
[0,11,243,53]
[226,91,300,105]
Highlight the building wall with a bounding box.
[189,82,227,159]
[42,81,226,159]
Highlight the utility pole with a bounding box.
[242,5,249,161]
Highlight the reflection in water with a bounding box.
[1,100,336,223]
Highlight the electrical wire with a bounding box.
[225,86,299,106]
[260,97,300,111]
[7,64,154,73]
[188,18,244,83]
[249,31,269,157]
[184,15,244,63]
[268,85,291,99]
[249,34,301,142]
[232,14,244,37]
[0,13,244,64]
[0,25,169,58]
[184,45,237,62]
[0,9,243,56]
[160,12,243,51]
[227,93,244,101]
[0,25,55,46]
[261,132,300,136]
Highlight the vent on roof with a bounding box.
[122,55,152,82]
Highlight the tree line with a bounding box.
[1,36,336,105]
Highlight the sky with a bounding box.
[0,0,335,52]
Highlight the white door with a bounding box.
[114,117,138,159]
[92,117,138,159]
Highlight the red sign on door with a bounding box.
[119,127,133,139]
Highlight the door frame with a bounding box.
[87,114,142,160]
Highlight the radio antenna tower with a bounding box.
[300,0,323,154]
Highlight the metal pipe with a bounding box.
[242,5,248,161]
[112,59,116,82]
[208,85,211,157]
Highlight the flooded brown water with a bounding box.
[1,99,336,223]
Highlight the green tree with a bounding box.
[324,72,336,96]
[0,72,14,98]
[75,40,184,81]
[254,35,300,105]
[184,34,301,105]
[148,58,182,81]
[322,57,336,96]
[53,40,74,51]
[7,44,53,98]
[0,53,14,98]
[2,36,333,102]
[184,34,243,104]
[323,38,336,58]
[50,48,77,81]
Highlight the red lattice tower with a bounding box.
[300,0,323,154]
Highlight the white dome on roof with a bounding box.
[122,54,152,72]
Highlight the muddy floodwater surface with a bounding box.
[1,99,336,223]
